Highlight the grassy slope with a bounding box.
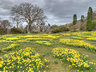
[0,33,96,72]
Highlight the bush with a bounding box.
[31,30,39,33]
[51,25,69,33]
[0,28,6,35]
[50,25,58,29]
[11,27,23,34]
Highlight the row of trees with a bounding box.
[0,2,95,34]
[0,19,52,34]
[72,7,95,31]
[73,14,84,25]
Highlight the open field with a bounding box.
[0,31,96,72]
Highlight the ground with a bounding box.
[0,31,96,72]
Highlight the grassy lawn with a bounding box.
[0,32,96,72]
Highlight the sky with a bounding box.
[0,0,96,25]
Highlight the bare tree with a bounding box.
[11,2,46,33]
[12,15,21,28]
[0,20,11,34]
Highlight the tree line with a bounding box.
[0,2,96,34]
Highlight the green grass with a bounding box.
[0,32,96,72]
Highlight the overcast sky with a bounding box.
[0,0,96,25]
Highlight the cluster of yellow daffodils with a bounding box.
[60,39,96,52]
[16,39,30,43]
[52,48,95,70]
[0,40,13,43]
[18,34,59,39]
[26,38,53,41]
[71,36,83,40]
[62,33,71,36]
[1,44,18,51]
[71,32,92,38]
[5,37,19,41]
[86,37,96,41]
[44,35,60,39]
[0,47,48,71]
[0,34,60,45]
[36,41,51,46]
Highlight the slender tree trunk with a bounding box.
[17,24,18,28]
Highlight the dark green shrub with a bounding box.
[51,28,60,33]
[11,27,23,34]
[80,27,83,31]
[51,25,69,33]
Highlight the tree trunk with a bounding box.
[27,24,31,34]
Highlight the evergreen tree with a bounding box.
[80,15,84,31]
[81,15,84,23]
[73,14,77,25]
[86,7,93,31]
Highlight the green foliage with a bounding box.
[51,25,69,33]
[86,7,93,31]
[73,14,77,25]
[11,27,23,34]
[87,21,93,31]
[54,60,58,64]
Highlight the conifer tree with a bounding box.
[86,7,93,31]
[81,15,84,23]
[73,14,77,25]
